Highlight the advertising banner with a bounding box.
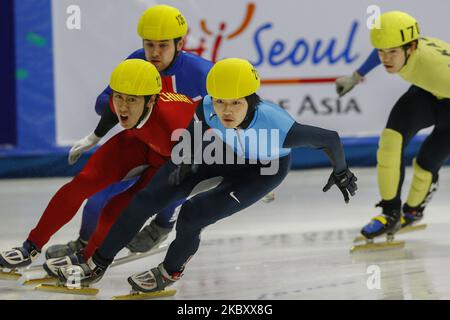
[51,0,450,144]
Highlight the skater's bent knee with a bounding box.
[176,200,205,231]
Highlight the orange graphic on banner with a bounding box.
[185,3,255,63]
[183,3,341,86]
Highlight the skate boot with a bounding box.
[351,202,404,252]
[401,179,437,229]
[112,263,179,299]
[0,241,40,280]
[22,253,84,286]
[128,263,181,293]
[35,253,111,295]
[45,237,87,259]
[361,211,402,240]
[126,219,172,253]
[0,240,40,270]
[360,200,402,240]
[35,259,104,295]
[401,204,424,228]
[57,253,109,287]
[43,253,84,278]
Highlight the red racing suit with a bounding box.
[28,78,198,259]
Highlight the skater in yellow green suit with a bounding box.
[335,11,450,239]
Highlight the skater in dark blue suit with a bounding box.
[58,58,358,291]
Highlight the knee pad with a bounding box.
[406,159,434,207]
[377,129,403,200]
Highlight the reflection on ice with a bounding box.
[0,167,449,299]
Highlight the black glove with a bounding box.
[322,168,358,203]
[168,163,199,186]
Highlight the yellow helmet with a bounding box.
[109,59,162,96]
[137,5,188,40]
[370,11,420,49]
[206,58,260,99]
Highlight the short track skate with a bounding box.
[0,268,22,280]
[112,289,176,300]
[35,283,99,296]
[22,243,169,286]
[352,223,427,243]
[22,276,56,286]
[350,233,405,253]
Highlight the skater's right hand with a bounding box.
[323,168,358,204]
[68,132,101,165]
[335,72,362,97]
[168,163,199,186]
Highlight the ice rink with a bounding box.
[0,166,449,300]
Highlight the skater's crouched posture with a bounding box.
[45,4,213,260]
[46,5,275,259]
[58,58,358,294]
[336,11,450,241]
[0,59,199,273]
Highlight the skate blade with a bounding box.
[0,270,22,280]
[353,224,427,243]
[350,240,405,253]
[35,284,99,295]
[111,244,168,268]
[23,276,56,286]
[112,289,176,300]
[397,223,427,234]
[25,264,43,272]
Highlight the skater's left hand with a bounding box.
[322,168,358,203]
[335,72,362,97]
[68,132,101,165]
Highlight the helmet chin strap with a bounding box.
[402,42,415,67]
[403,48,410,67]
[133,95,154,129]
[237,105,256,129]
[236,95,262,129]
[162,38,182,73]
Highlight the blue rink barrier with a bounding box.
[0,0,17,147]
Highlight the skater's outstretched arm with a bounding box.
[356,49,380,77]
[283,122,357,203]
[92,102,119,137]
[68,98,118,165]
[335,49,381,97]
[283,123,346,172]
